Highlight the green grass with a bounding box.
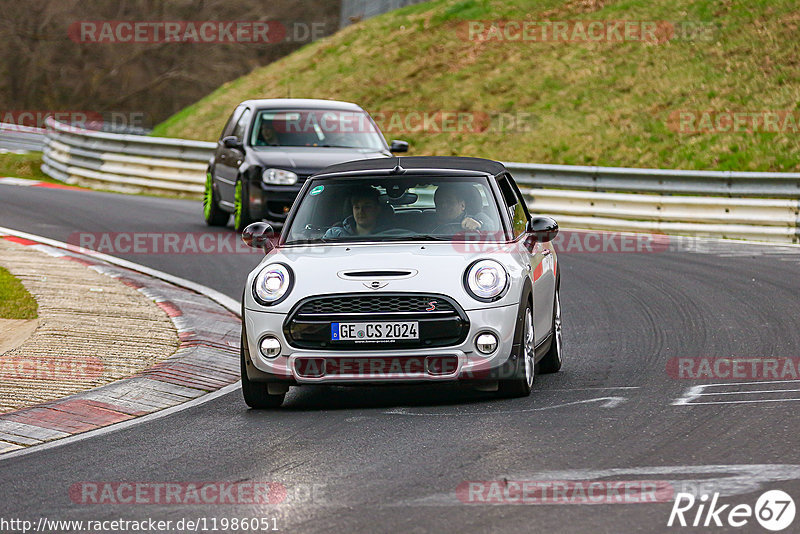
[0,152,54,182]
[153,0,800,171]
[0,266,37,319]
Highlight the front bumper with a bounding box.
[250,182,304,223]
[244,303,520,384]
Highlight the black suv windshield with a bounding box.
[284,176,504,245]
[250,109,386,150]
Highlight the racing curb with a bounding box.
[0,228,241,455]
[0,176,86,191]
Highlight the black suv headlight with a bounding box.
[262,168,298,185]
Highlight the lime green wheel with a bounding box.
[233,179,257,232]
[203,172,229,227]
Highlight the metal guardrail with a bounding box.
[340,0,430,27]
[507,163,800,243]
[0,123,46,152]
[40,118,800,243]
[42,117,214,196]
[507,162,800,198]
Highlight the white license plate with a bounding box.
[331,322,419,341]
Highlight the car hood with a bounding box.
[244,242,528,313]
[248,147,390,175]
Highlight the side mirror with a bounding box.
[389,140,409,153]
[526,216,559,243]
[242,222,274,253]
[222,136,244,151]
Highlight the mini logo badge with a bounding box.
[364,281,388,290]
[426,301,438,311]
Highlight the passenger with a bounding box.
[433,183,496,231]
[324,186,391,238]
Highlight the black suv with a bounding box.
[204,98,408,231]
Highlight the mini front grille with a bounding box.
[284,293,469,350]
[296,295,455,316]
[340,270,413,278]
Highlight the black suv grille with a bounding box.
[297,295,455,316]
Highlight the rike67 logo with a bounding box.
[668,490,795,531]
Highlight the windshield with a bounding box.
[284,176,505,245]
[250,109,386,150]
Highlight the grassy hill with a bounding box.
[152,0,800,171]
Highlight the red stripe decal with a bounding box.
[533,262,544,281]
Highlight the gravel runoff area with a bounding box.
[0,232,241,454]
[0,237,179,413]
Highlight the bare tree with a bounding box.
[0,0,340,127]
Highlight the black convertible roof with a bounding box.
[313,156,507,177]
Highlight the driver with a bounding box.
[324,186,391,238]
[433,183,495,231]
[255,117,279,146]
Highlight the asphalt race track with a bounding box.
[2,183,800,533]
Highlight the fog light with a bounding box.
[475,333,498,354]
[259,336,281,358]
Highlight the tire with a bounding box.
[498,303,535,398]
[539,288,563,374]
[240,327,285,409]
[233,179,257,232]
[203,172,230,227]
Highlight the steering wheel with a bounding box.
[302,223,327,240]
[431,222,464,234]
[374,228,415,236]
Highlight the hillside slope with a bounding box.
[153,0,800,171]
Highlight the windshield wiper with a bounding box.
[287,235,451,245]
[284,239,324,246]
[378,234,450,241]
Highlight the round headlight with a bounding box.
[253,263,293,305]
[465,259,508,301]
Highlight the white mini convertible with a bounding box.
[239,156,562,408]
